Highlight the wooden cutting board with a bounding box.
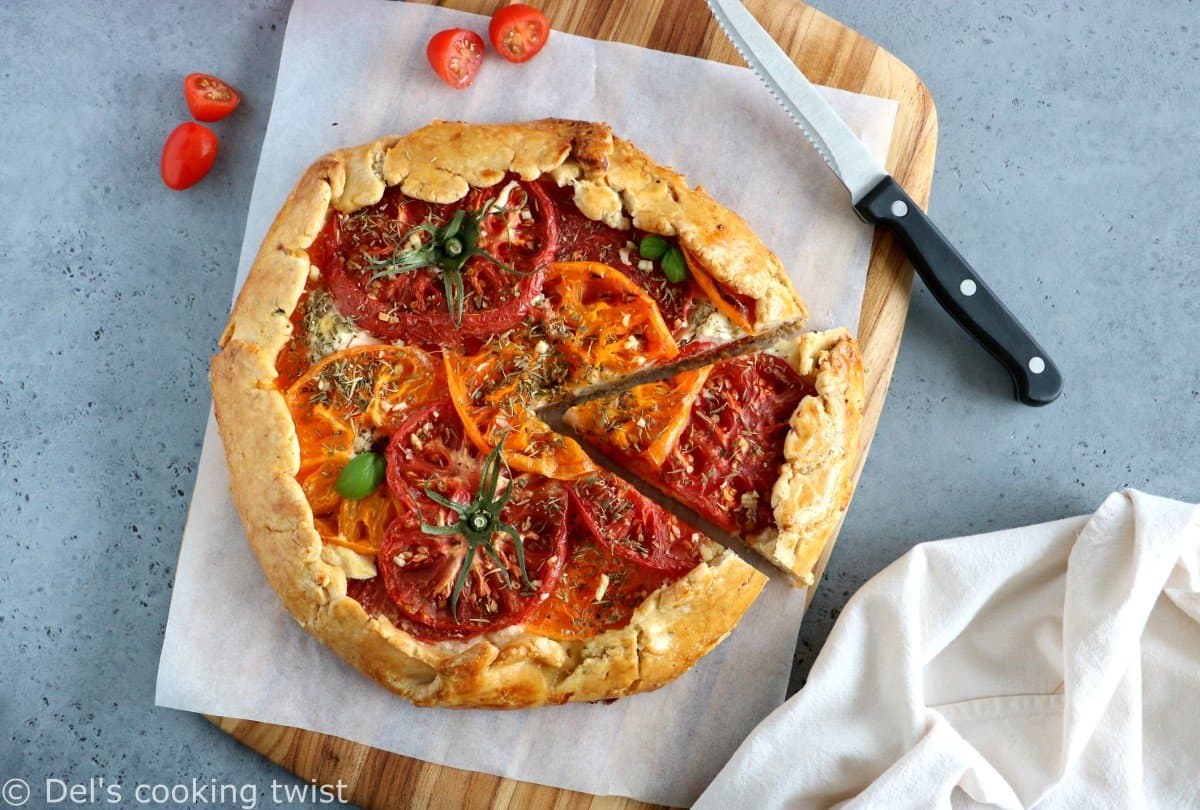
[207,0,937,806]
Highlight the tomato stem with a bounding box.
[366,197,527,328]
[420,441,529,620]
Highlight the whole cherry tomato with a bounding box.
[160,122,219,190]
[427,29,485,89]
[183,73,241,122]
[488,4,550,63]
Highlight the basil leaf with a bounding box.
[661,246,688,283]
[639,234,668,260]
[333,452,385,500]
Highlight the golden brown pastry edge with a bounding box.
[211,119,780,708]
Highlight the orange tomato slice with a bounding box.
[285,344,442,475]
[543,261,679,375]
[565,366,712,467]
[682,249,755,333]
[443,351,597,480]
[523,540,676,640]
[308,480,394,556]
[301,459,346,515]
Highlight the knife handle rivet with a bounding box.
[1029,356,1046,375]
[959,279,977,297]
[890,199,909,217]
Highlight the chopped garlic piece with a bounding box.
[740,491,760,513]
[595,573,611,602]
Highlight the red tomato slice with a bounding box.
[345,575,476,641]
[427,28,485,89]
[160,123,218,190]
[378,500,566,634]
[317,179,559,348]
[183,73,241,122]
[489,4,550,63]
[569,473,703,575]
[664,353,816,533]
[379,399,569,634]
[385,399,479,523]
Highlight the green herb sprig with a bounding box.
[419,442,530,621]
[368,200,525,326]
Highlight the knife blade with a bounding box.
[705,0,1063,406]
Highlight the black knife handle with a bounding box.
[855,177,1062,406]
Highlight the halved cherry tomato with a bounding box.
[183,73,241,122]
[427,28,485,89]
[489,4,550,63]
[160,123,218,190]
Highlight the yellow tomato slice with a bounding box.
[308,482,393,556]
[497,420,597,480]
[292,406,355,477]
[329,488,395,555]
[682,249,755,333]
[565,366,712,467]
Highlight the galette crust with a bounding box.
[752,329,865,585]
[213,119,781,708]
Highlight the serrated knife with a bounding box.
[705,0,1062,406]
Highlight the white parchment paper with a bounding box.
[156,1,897,805]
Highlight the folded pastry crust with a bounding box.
[212,119,790,708]
[752,329,865,585]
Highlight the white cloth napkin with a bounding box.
[696,489,1200,809]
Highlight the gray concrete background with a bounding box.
[0,0,1195,805]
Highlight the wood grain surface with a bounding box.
[208,0,937,807]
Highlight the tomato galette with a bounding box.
[212,119,863,708]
